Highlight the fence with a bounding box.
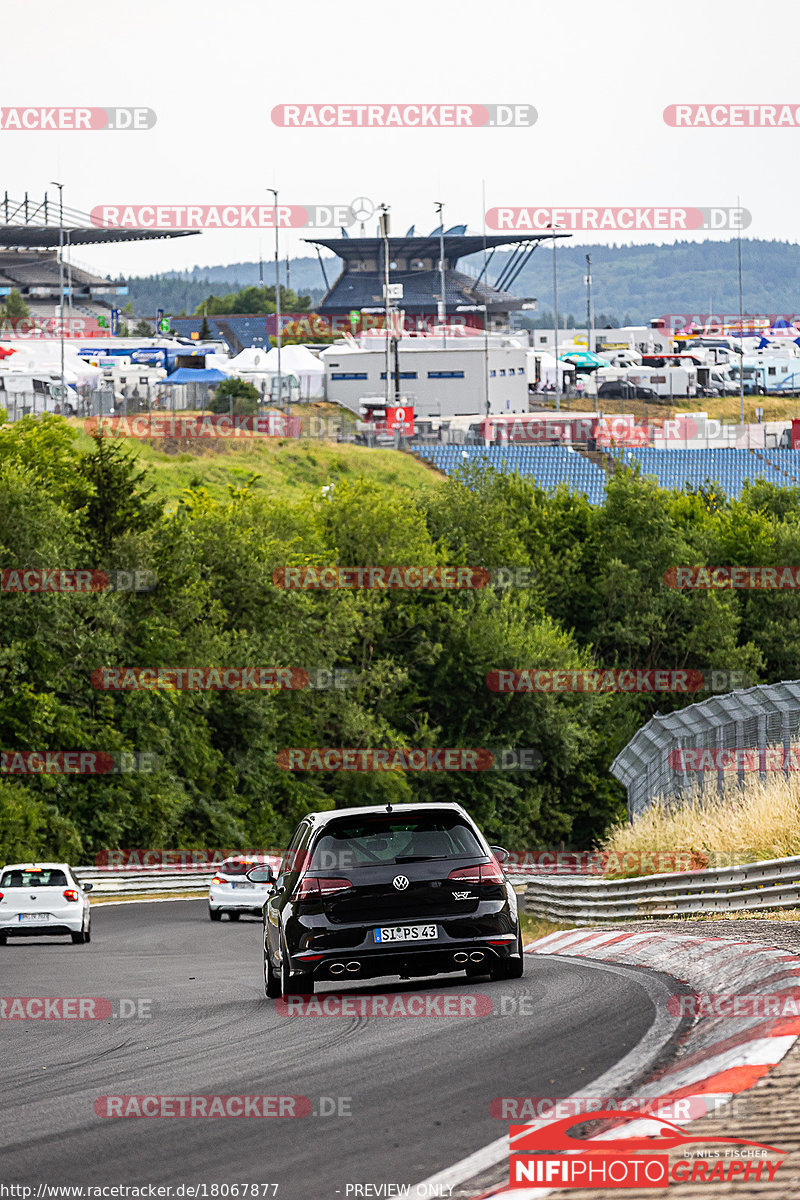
[524,853,800,923]
[69,862,535,897]
[610,680,800,820]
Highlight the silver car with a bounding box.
[208,856,278,921]
[0,862,93,944]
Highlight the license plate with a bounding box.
[374,924,437,943]
[20,913,50,922]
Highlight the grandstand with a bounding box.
[0,193,198,329]
[411,444,608,504]
[620,448,800,497]
[411,443,800,505]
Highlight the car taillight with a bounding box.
[63,889,80,902]
[211,876,224,885]
[449,860,505,885]
[295,876,353,900]
[0,892,4,902]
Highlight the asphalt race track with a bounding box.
[1,901,663,1198]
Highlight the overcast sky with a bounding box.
[3,0,797,280]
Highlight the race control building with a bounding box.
[304,224,569,335]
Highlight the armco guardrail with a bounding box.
[73,867,214,895]
[524,853,800,923]
[74,864,533,896]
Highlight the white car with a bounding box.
[0,862,93,944]
[208,855,279,921]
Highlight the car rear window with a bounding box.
[308,815,484,870]
[219,860,262,876]
[0,868,69,888]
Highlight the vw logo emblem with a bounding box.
[392,875,409,891]
[350,196,375,223]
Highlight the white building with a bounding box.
[320,333,529,419]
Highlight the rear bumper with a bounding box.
[209,898,266,913]
[1,923,77,937]
[294,935,519,981]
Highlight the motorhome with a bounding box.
[729,355,800,394]
[596,363,697,398]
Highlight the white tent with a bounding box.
[526,349,568,389]
[260,345,326,400]
[0,342,103,388]
[226,347,272,374]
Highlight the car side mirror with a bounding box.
[246,867,275,885]
[82,882,94,892]
[489,845,509,864]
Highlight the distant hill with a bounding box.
[124,239,800,325]
[125,257,330,317]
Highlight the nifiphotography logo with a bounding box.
[508,1109,784,1188]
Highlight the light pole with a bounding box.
[435,201,446,348]
[737,194,745,425]
[379,204,391,410]
[547,224,562,411]
[585,253,593,356]
[267,188,282,409]
[50,181,65,406]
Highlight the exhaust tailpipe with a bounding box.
[453,951,469,964]
[330,962,345,975]
[346,961,361,973]
[469,951,485,963]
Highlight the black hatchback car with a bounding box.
[247,803,524,998]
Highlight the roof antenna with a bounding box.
[386,802,393,812]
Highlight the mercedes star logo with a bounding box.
[392,875,409,891]
[350,196,375,223]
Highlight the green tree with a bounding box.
[74,434,161,556]
[133,319,153,337]
[1,289,30,321]
[196,285,311,316]
[209,377,261,415]
[199,315,212,340]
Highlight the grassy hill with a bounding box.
[67,415,443,510]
